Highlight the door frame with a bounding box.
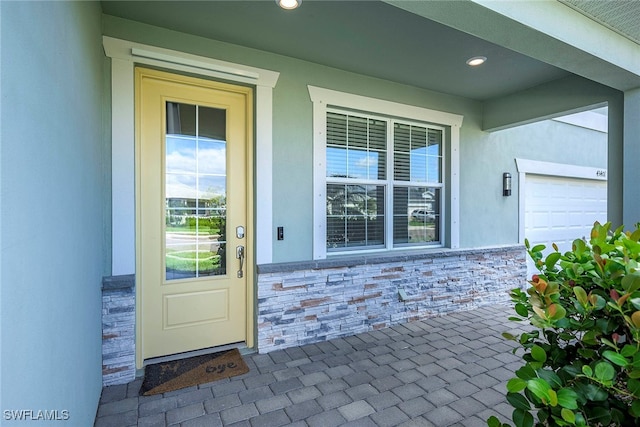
[136,67,254,363]
[103,37,280,369]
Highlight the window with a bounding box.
[325,110,444,252]
[310,86,463,259]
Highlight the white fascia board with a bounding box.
[470,0,640,78]
[553,110,608,133]
[515,158,608,181]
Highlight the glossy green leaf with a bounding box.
[557,388,579,409]
[527,378,551,401]
[531,345,547,363]
[593,294,606,310]
[603,350,629,367]
[516,365,537,381]
[572,381,607,403]
[487,415,502,427]
[628,378,640,397]
[537,369,563,389]
[631,400,640,417]
[531,244,546,253]
[545,252,561,269]
[581,330,598,346]
[512,408,534,427]
[514,303,528,317]
[502,332,517,341]
[507,392,531,410]
[561,408,576,424]
[548,388,558,406]
[573,286,588,306]
[548,303,566,321]
[600,337,617,350]
[507,378,527,393]
[573,239,586,256]
[594,362,615,382]
[623,273,640,294]
[559,365,581,380]
[621,345,637,358]
[582,365,593,377]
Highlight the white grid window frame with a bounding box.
[309,86,463,259]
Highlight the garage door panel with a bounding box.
[524,174,606,279]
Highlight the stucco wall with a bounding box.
[1,2,107,424]
[102,14,611,264]
[460,116,608,247]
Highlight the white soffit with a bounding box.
[553,107,608,133]
[559,0,640,46]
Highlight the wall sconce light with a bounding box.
[503,172,512,196]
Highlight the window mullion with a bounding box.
[385,120,394,251]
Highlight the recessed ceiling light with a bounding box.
[466,56,487,67]
[277,0,301,10]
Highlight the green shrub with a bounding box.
[489,221,640,427]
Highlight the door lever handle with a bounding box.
[236,246,245,278]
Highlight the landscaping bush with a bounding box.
[489,221,640,427]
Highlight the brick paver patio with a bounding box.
[95,304,526,427]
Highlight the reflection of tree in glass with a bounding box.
[205,193,227,276]
[327,183,383,249]
[326,183,377,218]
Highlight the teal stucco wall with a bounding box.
[102,14,612,263]
[1,2,108,424]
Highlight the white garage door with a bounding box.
[524,174,607,279]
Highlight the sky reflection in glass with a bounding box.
[166,135,226,199]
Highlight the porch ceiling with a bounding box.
[101,0,573,101]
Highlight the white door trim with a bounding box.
[103,36,280,274]
[515,158,607,243]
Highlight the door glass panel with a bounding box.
[165,102,227,280]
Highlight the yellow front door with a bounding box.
[136,68,253,364]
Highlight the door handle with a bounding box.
[236,246,245,278]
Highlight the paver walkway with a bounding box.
[95,304,527,427]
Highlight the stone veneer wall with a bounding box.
[256,245,526,353]
[102,274,136,386]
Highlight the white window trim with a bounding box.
[309,85,463,259]
[515,158,608,244]
[103,36,280,274]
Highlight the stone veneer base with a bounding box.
[102,274,135,386]
[256,245,526,353]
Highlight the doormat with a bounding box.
[139,348,249,396]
